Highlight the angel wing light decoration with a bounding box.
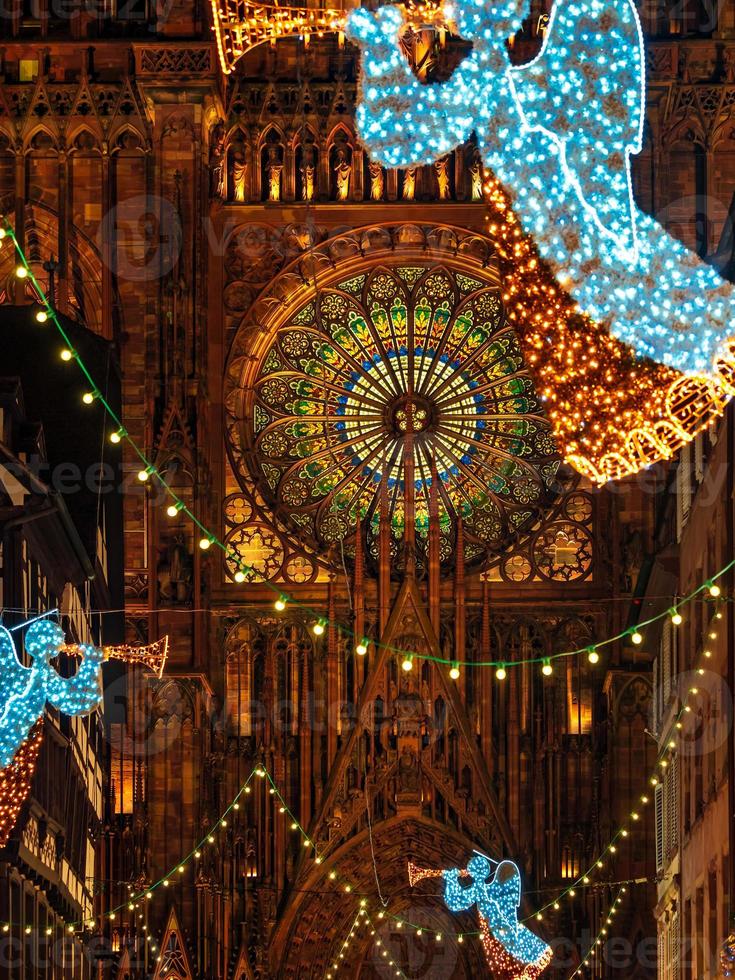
[0,619,168,847]
[409,855,552,978]
[346,0,735,380]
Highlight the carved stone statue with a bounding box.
[265,145,283,203]
[333,146,352,201]
[299,139,317,202]
[209,123,226,200]
[231,149,249,203]
[402,167,417,201]
[369,161,384,201]
[434,157,451,200]
[158,533,193,603]
[724,47,735,84]
[469,150,484,201]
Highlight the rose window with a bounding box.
[227,260,562,570]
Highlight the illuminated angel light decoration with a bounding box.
[0,620,168,770]
[344,0,735,379]
[408,855,552,978]
[485,175,735,483]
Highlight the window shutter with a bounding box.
[669,756,679,854]
[676,444,692,541]
[655,783,664,872]
[662,619,672,704]
[671,912,680,980]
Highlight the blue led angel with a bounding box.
[346,0,735,378]
[409,853,552,977]
[0,620,103,769]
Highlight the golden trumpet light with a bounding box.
[60,636,169,678]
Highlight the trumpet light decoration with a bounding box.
[0,620,168,844]
[408,855,552,978]
[345,0,735,380]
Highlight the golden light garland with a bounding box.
[0,635,167,851]
[477,913,553,980]
[570,885,628,977]
[483,175,735,484]
[0,722,43,849]
[210,0,447,73]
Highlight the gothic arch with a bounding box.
[67,124,103,153]
[272,813,493,978]
[22,124,59,154]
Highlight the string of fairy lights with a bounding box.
[1,218,730,682]
[524,596,722,926]
[569,885,628,978]
[0,692,687,975]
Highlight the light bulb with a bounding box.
[542,659,553,676]
[60,348,73,361]
[274,596,287,612]
[496,665,507,680]
[312,620,325,636]
[110,430,122,444]
[35,308,48,323]
[401,655,413,672]
[587,648,599,664]
[356,639,368,656]
[82,391,95,405]
[449,663,460,680]
[15,265,28,278]
[234,570,246,583]
[199,536,213,550]
[631,630,643,645]
[671,609,682,626]
[709,582,721,598]
[166,504,179,518]
[137,469,151,482]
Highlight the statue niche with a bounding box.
[209,122,226,200]
[367,160,384,201]
[260,131,284,203]
[433,156,452,200]
[296,134,318,203]
[329,132,353,201]
[228,133,250,203]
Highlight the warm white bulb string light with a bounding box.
[525,597,722,924]
[3,224,733,673]
[569,885,628,978]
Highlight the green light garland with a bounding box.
[2,222,730,676]
[570,885,628,977]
